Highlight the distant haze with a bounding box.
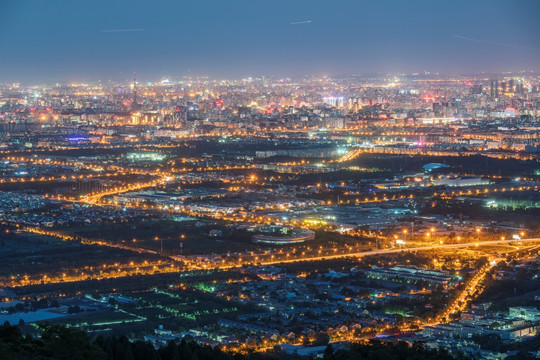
[1,0,539,83]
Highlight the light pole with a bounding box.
[180,234,185,256]
[155,236,162,253]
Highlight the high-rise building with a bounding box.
[490,80,499,98]
[131,72,138,113]
[517,79,524,95]
[507,79,514,93]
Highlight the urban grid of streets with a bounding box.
[0,73,539,358]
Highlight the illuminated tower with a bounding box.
[490,80,498,98]
[131,72,138,112]
[130,72,141,125]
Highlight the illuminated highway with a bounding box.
[337,146,538,163]
[173,238,540,269]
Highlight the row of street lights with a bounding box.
[150,234,185,254]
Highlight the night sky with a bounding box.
[1,0,540,83]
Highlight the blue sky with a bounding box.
[1,0,539,83]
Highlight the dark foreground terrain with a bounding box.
[0,322,457,360]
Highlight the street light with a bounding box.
[154,236,162,253]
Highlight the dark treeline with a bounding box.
[0,322,460,360]
[0,322,239,360]
[324,342,457,360]
[471,333,540,359]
